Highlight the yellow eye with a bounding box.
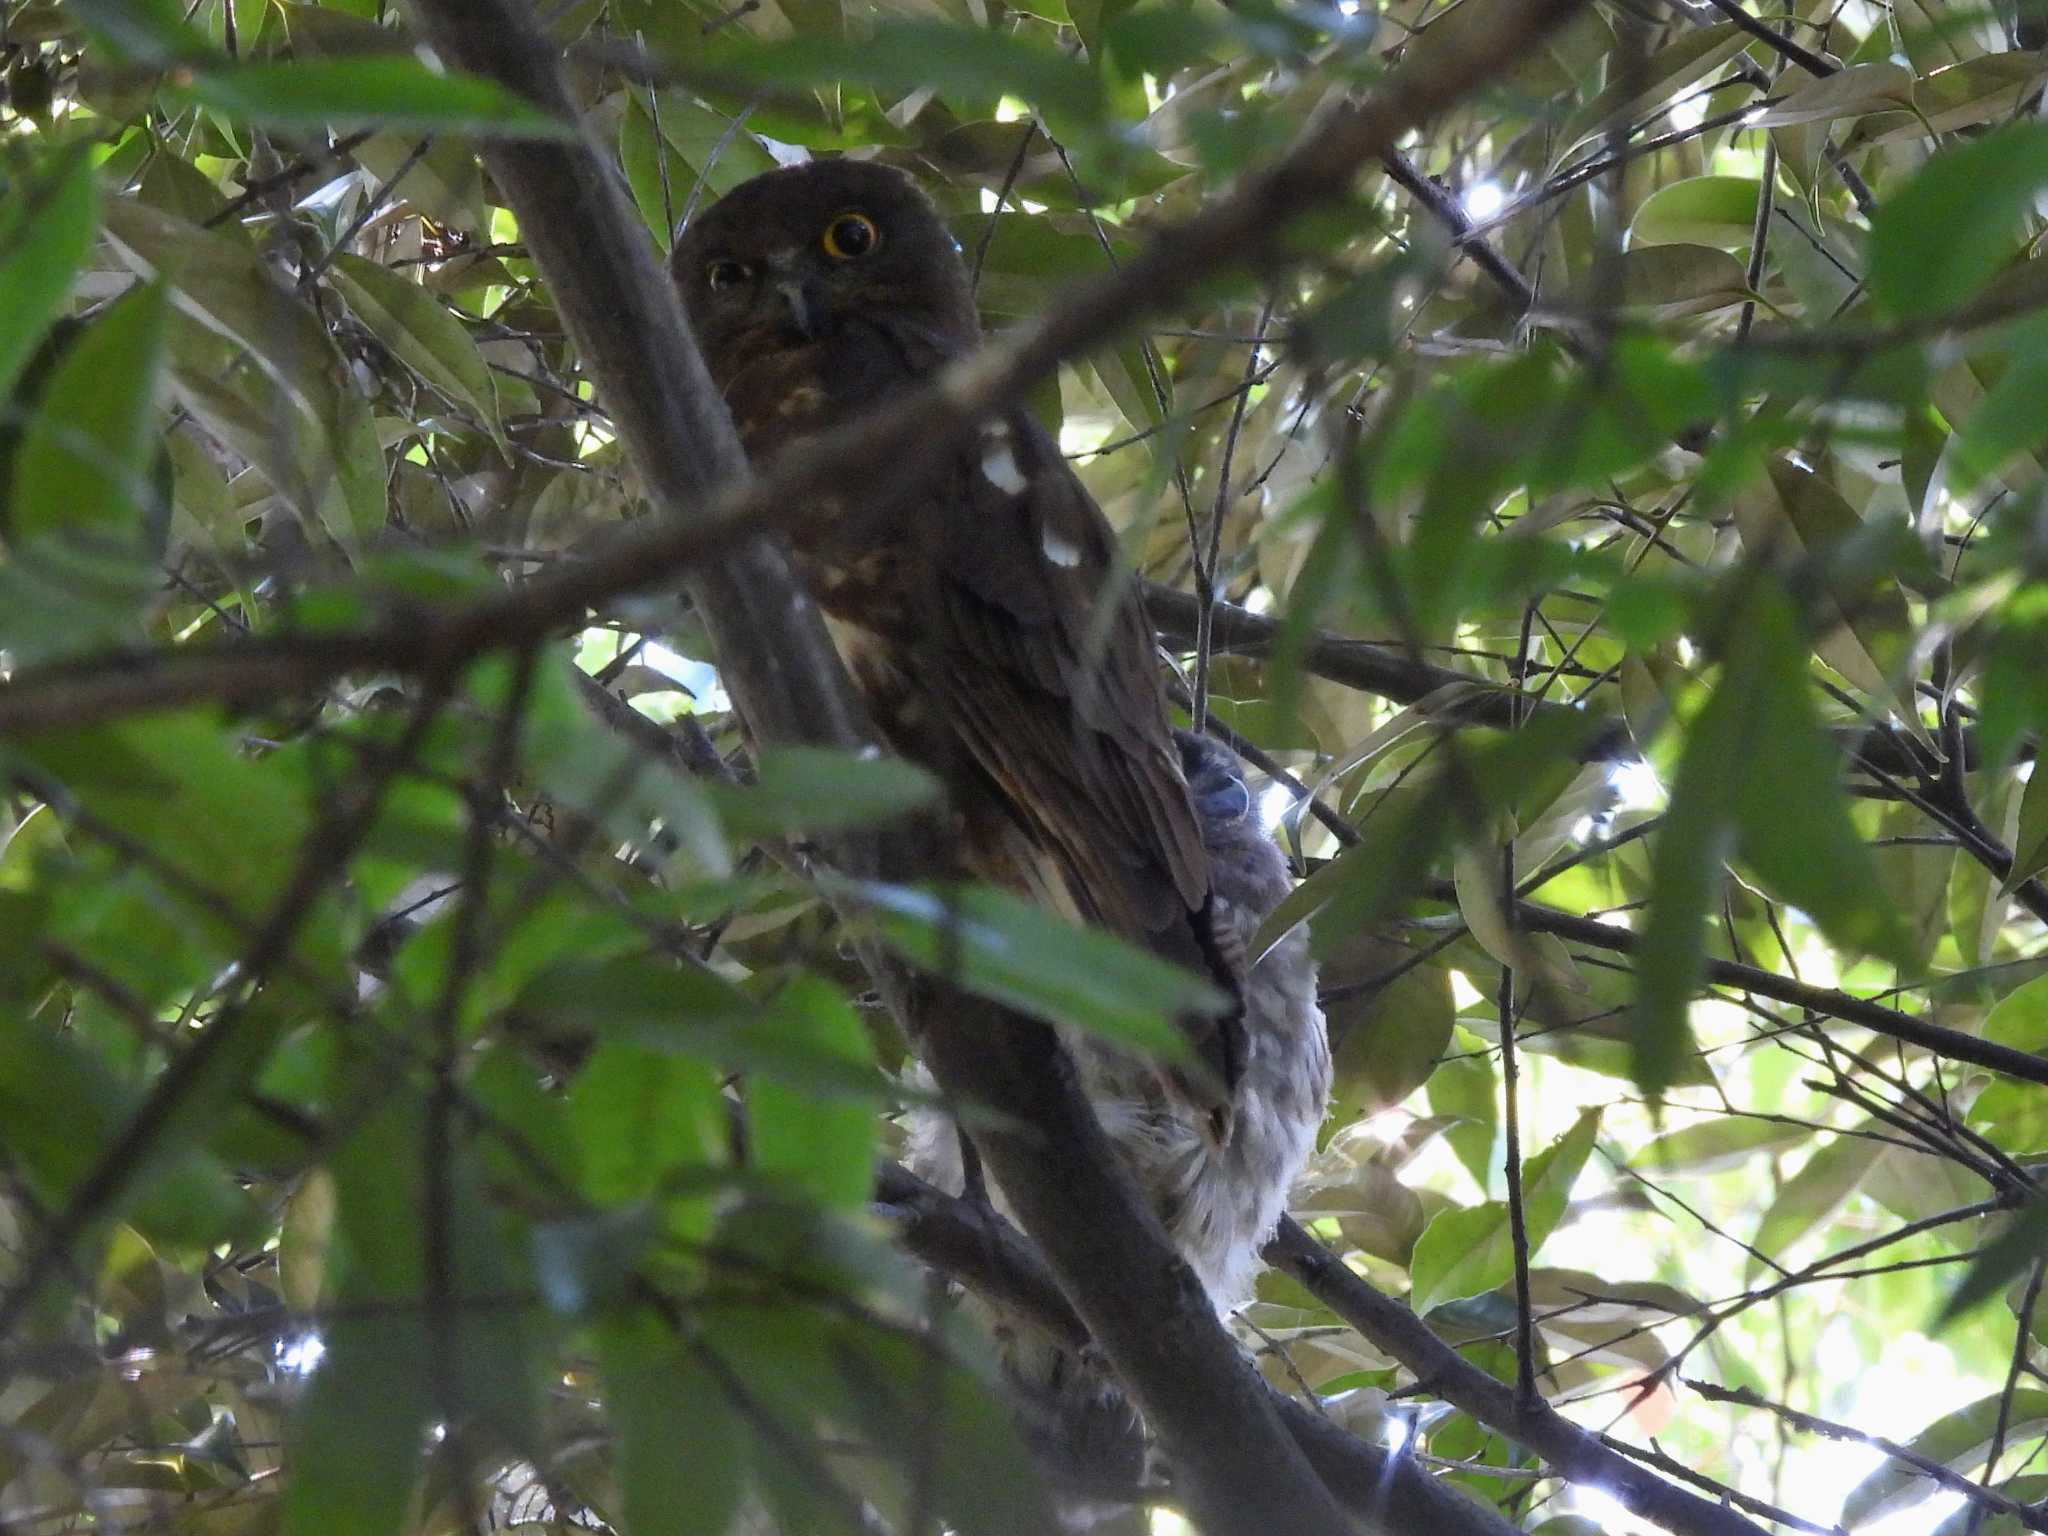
[705,258,751,291]
[821,211,880,260]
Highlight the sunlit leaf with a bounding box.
[1409,1108,1600,1314]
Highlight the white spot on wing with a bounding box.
[980,424,1029,496]
[1042,531,1083,567]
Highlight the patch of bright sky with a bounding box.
[979,185,1048,215]
[1258,779,1295,833]
[276,1332,327,1375]
[1394,1035,1983,1536]
[575,628,728,716]
[1608,756,1665,813]
[1665,89,1710,133]
[1384,997,1990,1536]
[1463,181,1506,221]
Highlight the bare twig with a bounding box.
[1684,1380,2048,1533]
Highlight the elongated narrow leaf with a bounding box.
[1870,120,2048,320]
[2008,743,2048,888]
[1745,1129,1877,1282]
[10,280,169,541]
[1936,1196,2048,1328]
[0,155,99,402]
[1638,582,1910,1094]
[177,58,574,138]
[708,23,1106,140]
[283,1312,434,1536]
[599,1312,748,1536]
[1725,592,1912,963]
[855,879,1217,1056]
[748,978,877,1209]
[1639,1117,1815,1176]
[326,253,506,452]
[708,747,941,838]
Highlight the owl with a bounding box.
[672,159,1328,1382]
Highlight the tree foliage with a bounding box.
[0,0,2044,1533]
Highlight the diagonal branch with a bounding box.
[1265,1216,1776,1536]
[877,1162,1523,1536]
[1474,890,2048,1090]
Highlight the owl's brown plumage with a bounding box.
[673,160,1247,1129]
[676,168,1332,1520]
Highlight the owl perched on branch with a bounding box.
[672,157,1328,1424]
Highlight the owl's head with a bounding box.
[672,161,980,368]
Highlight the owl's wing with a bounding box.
[925,409,1247,1119]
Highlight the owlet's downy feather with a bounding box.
[673,159,1330,1494]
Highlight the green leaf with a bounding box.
[1638,1117,1815,1176]
[0,154,100,402]
[175,57,575,138]
[518,953,895,1102]
[1936,1196,2048,1329]
[747,977,876,1208]
[1408,1107,1600,1314]
[1638,582,1910,1094]
[620,90,778,242]
[1634,685,1738,1096]
[568,1044,726,1240]
[105,198,383,536]
[1745,1129,1877,1282]
[1629,177,1761,250]
[0,1009,260,1253]
[710,22,1107,142]
[598,1312,748,1536]
[1322,937,1456,1117]
[9,279,169,542]
[1930,1478,2048,1536]
[283,1313,433,1536]
[66,0,215,62]
[16,711,315,922]
[855,879,1219,1057]
[1580,244,1755,320]
[708,747,941,838]
[1427,1028,1500,1188]
[2014,750,2048,892]
[1732,458,1921,740]
[1870,119,2048,320]
[1552,23,1749,160]
[1950,318,2048,503]
[1842,1391,2048,1527]
[1747,61,1914,127]
[1251,787,1453,966]
[325,252,506,453]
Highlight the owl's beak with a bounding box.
[775,280,818,341]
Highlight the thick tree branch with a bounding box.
[877,1163,1524,1536]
